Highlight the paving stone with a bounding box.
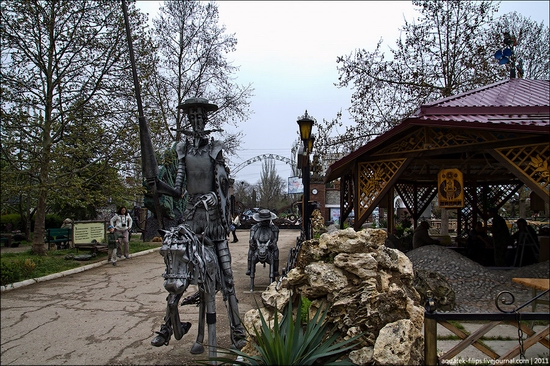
[407,245,549,313]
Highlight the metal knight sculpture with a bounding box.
[247,209,280,291]
[121,2,244,356]
[149,98,246,351]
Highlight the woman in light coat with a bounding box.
[110,206,133,258]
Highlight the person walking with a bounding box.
[106,225,121,266]
[110,206,133,259]
[230,214,240,243]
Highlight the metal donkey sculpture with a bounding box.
[247,209,280,292]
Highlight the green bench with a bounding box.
[45,228,72,250]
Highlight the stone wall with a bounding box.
[242,228,425,365]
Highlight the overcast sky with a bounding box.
[136,1,549,186]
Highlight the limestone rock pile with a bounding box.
[242,228,425,365]
[311,208,327,237]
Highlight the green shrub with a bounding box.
[1,259,23,285]
[21,258,37,277]
[300,297,312,324]
[45,214,63,229]
[1,257,39,286]
[1,213,64,232]
[1,214,22,232]
[213,297,361,365]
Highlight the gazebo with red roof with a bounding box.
[324,78,549,238]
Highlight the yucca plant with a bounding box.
[210,297,361,365]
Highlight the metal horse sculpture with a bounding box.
[249,238,277,292]
[157,224,221,358]
[247,210,280,292]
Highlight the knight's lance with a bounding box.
[121,0,164,229]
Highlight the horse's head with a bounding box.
[256,239,270,262]
[159,225,197,295]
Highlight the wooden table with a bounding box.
[512,278,549,311]
[512,278,550,291]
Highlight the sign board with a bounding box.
[330,208,340,225]
[438,169,464,208]
[73,221,106,244]
[288,176,304,194]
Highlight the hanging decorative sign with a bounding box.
[438,169,464,208]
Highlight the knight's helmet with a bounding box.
[178,98,218,134]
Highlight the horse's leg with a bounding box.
[190,292,205,354]
[151,295,174,347]
[217,239,247,350]
[206,292,217,360]
[269,257,275,284]
[249,260,255,292]
[169,294,191,341]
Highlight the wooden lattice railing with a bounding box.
[424,291,550,365]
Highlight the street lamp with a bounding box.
[297,110,315,240]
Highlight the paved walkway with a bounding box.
[1,229,548,365]
[1,229,301,365]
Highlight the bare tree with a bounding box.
[232,180,255,210]
[257,159,286,210]
[145,0,253,151]
[333,0,504,153]
[0,0,149,254]
[489,11,549,79]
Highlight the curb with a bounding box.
[1,247,160,293]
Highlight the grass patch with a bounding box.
[1,240,160,286]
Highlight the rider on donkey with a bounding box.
[150,98,246,350]
[247,209,280,278]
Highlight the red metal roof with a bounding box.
[424,79,549,108]
[325,79,550,182]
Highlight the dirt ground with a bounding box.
[0,229,301,365]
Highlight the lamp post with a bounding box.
[297,111,315,240]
